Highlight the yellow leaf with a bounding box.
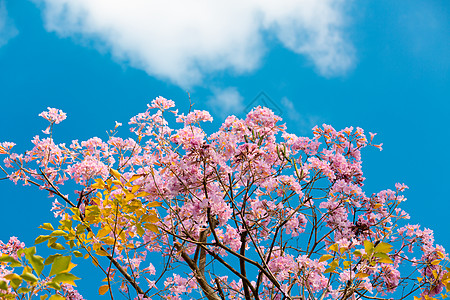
[364,240,374,255]
[91,179,106,190]
[98,285,109,295]
[4,273,22,281]
[319,254,334,262]
[136,191,150,198]
[356,272,370,278]
[125,193,136,201]
[112,180,122,186]
[101,237,116,245]
[96,249,109,257]
[144,224,160,234]
[343,260,352,268]
[431,259,440,265]
[148,201,162,207]
[129,174,143,182]
[144,214,159,224]
[131,185,140,194]
[110,168,121,180]
[417,277,423,282]
[374,242,393,254]
[39,223,54,231]
[97,227,111,239]
[328,244,339,252]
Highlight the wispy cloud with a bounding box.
[33,0,355,87]
[280,97,320,134]
[207,87,245,119]
[0,0,18,48]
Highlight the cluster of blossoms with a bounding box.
[1,97,449,300]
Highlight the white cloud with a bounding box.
[208,87,245,119]
[0,0,18,48]
[33,0,354,87]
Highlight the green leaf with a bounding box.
[0,255,21,267]
[46,282,61,290]
[39,223,54,231]
[343,260,352,269]
[49,256,71,277]
[21,272,38,283]
[4,274,22,290]
[49,294,65,300]
[29,255,44,276]
[47,237,58,247]
[17,287,31,294]
[45,254,62,266]
[52,273,81,284]
[374,242,393,254]
[50,230,68,237]
[35,235,51,245]
[319,254,334,262]
[73,251,83,258]
[329,260,339,268]
[364,240,374,256]
[49,243,65,250]
[374,252,394,264]
[0,281,8,291]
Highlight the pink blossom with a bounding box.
[39,107,67,124]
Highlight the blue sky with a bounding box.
[1,0,449,298]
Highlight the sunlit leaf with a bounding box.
[328,243,338,253]
[148,201,162,207]
[35,235,51,245]
[49,243,65,250]
[110,168,121,180]
[46,281,61,290]
[374,252,393,264]
[45,254,62,266]
[20,272,38,283]
[29,255,44,276]
[98,285,109,295]
[131,185,140,194]
[52,273,81,286]
[129,174,143,182]
[39,223,54,231]
[50,230,68,237]
[144,223,160,234]
[374,242,393,254]
[17,287,31,294]
[364,240,374,255]
[49,256,71,277]
[319,254,334,262]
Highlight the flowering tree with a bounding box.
[0,97,449,300]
